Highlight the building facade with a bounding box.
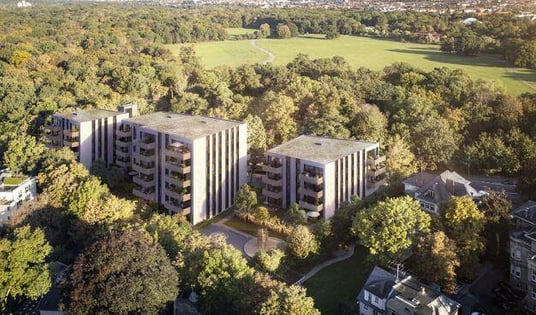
[116,112,247,225]
[262,135,385,219]
[46,108,130,169]
[0,169,37,224]
[357,266,460,315]
[509,201,536,313]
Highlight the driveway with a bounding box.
[201,223,254,256]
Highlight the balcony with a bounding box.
[298,187,323,199]
[163,201,191,215]
[299,200,323,212]
[115,159,130,168]
[64,138,79,148]
[63,129,79,137]
[368,155,386,166]
[132,163,155,176]
[116,138,131,147]
[165,175,191,188]
[263,164,282,175]
[263,188,282,200]
[45,132,61,142]
[136,138,156,150]
[47,124,61,133]
[166,144,191,160]
[165,161,191,174]
[116,126,131,138]
[368,167,386,178]
[133,176,155,188]
[263,176,282,187]
[115,148,130,158]
[133,188,155,201]
[135,150,156,163]
[366,178,388,196]
[300,173,323,185]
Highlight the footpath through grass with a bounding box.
[170,34,536,95]
[303,245,373,315]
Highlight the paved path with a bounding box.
[201,215,254,256]
[251,39,275,64]
[294,243,356,286]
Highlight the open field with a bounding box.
[168,34,536,95]
[303,245,373,315]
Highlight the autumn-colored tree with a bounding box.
[287,225,319,259]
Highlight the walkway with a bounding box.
[201,215,254,256]
[294,243,356,285]
[251,39,276,64]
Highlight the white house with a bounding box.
[0,169,37,224]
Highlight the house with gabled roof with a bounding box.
[402,170,484,214]
[357,266,460,315]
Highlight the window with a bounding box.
[532,288,536,300]
[374,296,379,304]
[511,265,521,279]
[511,248,521,260]
[533,270,536,283]
[364,291,370,302]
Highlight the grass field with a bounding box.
[168,33,536,95]
[303,245,373,315]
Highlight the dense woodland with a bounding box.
[1,4,536,314]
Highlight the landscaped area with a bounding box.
[168,32,536,95]
[224,215,288,240]
[303,245,373,315]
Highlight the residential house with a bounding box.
[262,135,385,220]
[357,266,461,315]
[509,201,536,313]
[402,170,483,214]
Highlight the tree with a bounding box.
[479,190,511,257]
[255,249,285,273]
[235,184,258,216]
[413,231,459,295]
[352,196,430,262]
[287,225,318,259]
[276,24,291,39]
[68,231,177,314]
[145,213,192,259]
[330,197,360,245]
[259,23,271,38]
[285,203,307,225]
[385,135,417,182]
[349,104,388,143]
[260,91,298,146]
[411,116,459,171]
[442,196,486,279]
[3,134,45,174]
[0,225,52,309]
[467,133,519,175]
[518,157,536,200]
[260,285,320,315]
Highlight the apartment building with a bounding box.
[509,201,536,313]
[0,169,37,224]
[357,266,460,315]
[116,112,247,224]
[46,108,130,169]
[262,135,385,219]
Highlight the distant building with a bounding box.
[17,1,32,7]
[118,112,247,224]
[509,201,536,313]
[262,135,385,219]
[357,266,461,315]
[46,108,131,169]
[402,170,484,214]
[0,170,36,224]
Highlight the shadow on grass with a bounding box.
[503,70,536,85]
[387,48,507,68]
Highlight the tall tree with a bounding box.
[68,231,177,314]
[235,184,258,217]
[287,225,319,259]
[385,135,417,182]
[0,225,52,309]
[260,285,320,315]
[352,196,430,263]
[3,134,45,174]
[413,231,459,295]
[442,196,486,279]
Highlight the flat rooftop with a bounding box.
[268,135,377,164]
[55,109,126,122]
[125,112,244,140]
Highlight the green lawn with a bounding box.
[169,34,536,95]
[226,27,257,36]
[224,215,288,240]
[303,245,373,315]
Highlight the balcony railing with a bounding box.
[132,163,155,175]
[63,129,79,137]
[116,126,131,138]
[115,149,130,158]
[133,176,155,188]
[166,145,191,160]
[263,176,282,187]
[133,188,155,201]
[64,138,80,148]
[299,200,323,212]
[116,138,131,147]
[115,159,130,168]
[263,164,282,175]
[165,162,191,174]
[367,167,386,178]
[263,188,282,200]
[136,139,156,150]
[165,175,191,188]
[300,173,323,185]
[47,124,61,132]
[298,187,323,199]
[368,155,386,166]
[135,151,156,163]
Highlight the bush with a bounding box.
[236,211,292,236]
[255,248,285,273]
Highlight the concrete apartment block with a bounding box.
[118,112,247,225]
[0,170,37,224]
[46,109,130,169]
[262,135,385,220]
